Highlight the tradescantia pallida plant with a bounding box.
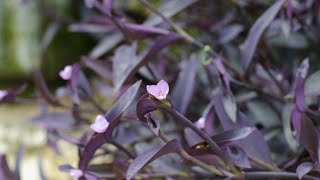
[2,0,320,179]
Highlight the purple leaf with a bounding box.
[211,127,255,146]
[226,145,251,169]
[184,128,203,147]
[69,64,81,105]
[79,81,141,170]
[300,116,319,162]
[236,112,273,165]
[122,22,170,40]
[112,33,182,90]
[172,55,197,114]
[34,69,61,106]
[105,80,141,121]
[305,69,320,96]
[146,114,161,136]
[214,56,231,90]
[218,24,243,44]
[282,104,299,151]
[0,155,14,180]
[292,59,310,139]
[144,0,198,26]
[136,93,170,124]
[296,162,314,179]
[240,0,285,71]
[188,127,255,148]
[212,88,235,129]
[83,58,112,81]
[126,139,181,180]
[294,59,309,111]
[79,133,107,170]
[102,0,113,16]
[30,112,75,129]
[212,88,273,165]
[89,32,123,59]
[78,71,93,100]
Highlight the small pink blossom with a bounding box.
[90,115,109,133]
[0,90,8,100]
[146,80,169,100]
[59,65,73,80]
[69,169,83,180]
[195,117,206,129]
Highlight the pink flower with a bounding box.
[90,115,109,133]
[146,80,169,100]
[69,169,83,180]
[0,90,8,100]
[59,65,73,80]
[195,117,206,129]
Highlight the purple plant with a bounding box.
[3,0,320,179]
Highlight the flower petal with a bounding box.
[90,115,109,133]
[69,169,83,180]
[59,65,73,80]
[195,117,206,129]
[0,90,8,100]
[157,80,169,95]
[146,85,159,97]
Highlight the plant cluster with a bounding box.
[2,0,320,179]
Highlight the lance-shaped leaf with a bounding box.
[240,0,285,71]
[294,59,309,111]
[212,89,273,165]
[34,69,60,106]
[121,22,170,40]
[79,81,141,170]
[30,112,75,129]
[212,127,255,146]
[188,127,255,148]
[300,115,319,162]
[113,33,182,91]
[291,59,309,139]
[236,112,273,165]
[282,104,299,151]
[172,55,197,115]
[89,32,123,59]
[296,162,315,180]
[212,88,235,129]
[184,128,203,147]
[305,69,320,96]
[225,145,251,169]
[126,139,181,180]
[105,80,141,121]
[79,133,107,170]
[69,64,81,105]
[83,58,112,81]
[143,0,198,26]
[0,155,14,180]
